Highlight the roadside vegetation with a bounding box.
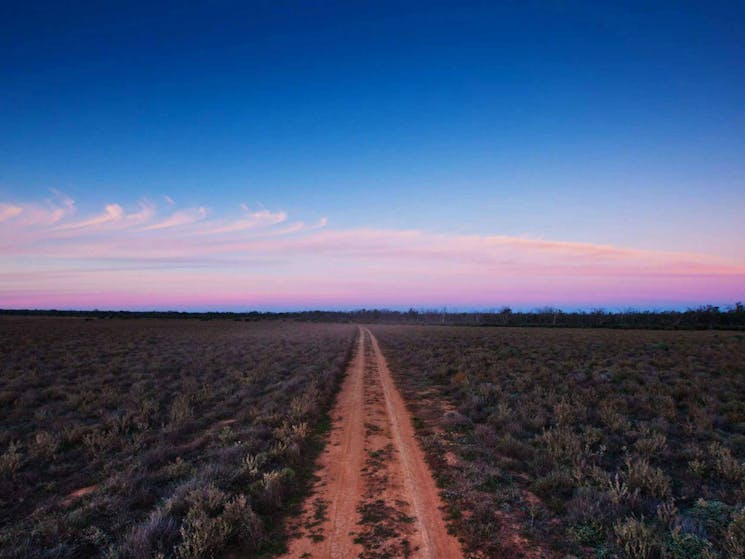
[0,317,355,559]
[373,325,745,558]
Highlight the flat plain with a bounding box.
[2,318,745,558]
[372,325,745,558]
[0,317,355,559]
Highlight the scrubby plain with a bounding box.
[372,326,745,558]
[0,317,355,559]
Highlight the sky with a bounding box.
[1,1,744,311]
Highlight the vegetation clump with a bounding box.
[373,325,745,558]
[0,317,355,558]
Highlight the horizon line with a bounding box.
[2,302,742,315]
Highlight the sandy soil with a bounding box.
[62,484,97,507]
[280,327,463,559]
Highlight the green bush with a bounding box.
[688,500,733,540]
[665,529,714,559]
[569,521,606,547]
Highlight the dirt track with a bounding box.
[280,327,463,559]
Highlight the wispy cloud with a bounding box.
[7,191,77,228]
[0,192,743,309]
[139,207,207,231]
[0,204,23,222]
[126,201,157,225]
[203,207,287,234]
[54,203,124,231]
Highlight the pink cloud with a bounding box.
[3,191,76,228]
[202,208,287,234]
[1,192,743,309]
[0,204,23,222]
[139,206,207,231]
[126,201,156,225]
[53,203,124,231]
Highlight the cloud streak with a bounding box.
[0,192,743,310]
[0,204,23,222]
[53,204,124,231]
[139,207,208,231]
[203,208,287,235]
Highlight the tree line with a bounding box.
[2,303,744,330]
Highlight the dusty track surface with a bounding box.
[280,327,463,559]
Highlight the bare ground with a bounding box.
[280,327,463,559]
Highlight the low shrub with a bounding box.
[724,507,745,558]
[664,529,715,559]
[0,442,22,476]
[624,457,671,500]
[122,510,180,559]
[372,325,745,558]
[614,517,658,559]
[0,318,355,559]
[174,487,263,559]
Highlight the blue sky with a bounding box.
[1,1,744,310]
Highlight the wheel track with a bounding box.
[279,327,463,559]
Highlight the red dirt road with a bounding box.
[280,327,463,559]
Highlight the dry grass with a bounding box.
[372,325,745,558]
[0,317,355,559]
